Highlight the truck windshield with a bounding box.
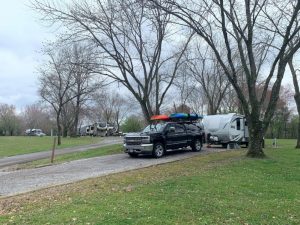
[142,123,166,133]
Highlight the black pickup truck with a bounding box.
[123,122,203,158]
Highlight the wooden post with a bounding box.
[51,137,57,163]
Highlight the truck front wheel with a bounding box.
[192,139,202,152]
[152,143,165,158]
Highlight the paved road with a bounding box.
[0,137,123,168]
[0,147,228,197]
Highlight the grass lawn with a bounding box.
[0,139,300,224]
[11,144,123,170]
[0,136,102,157]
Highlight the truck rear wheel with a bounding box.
[192,139,202,152]
[152,142,165,158]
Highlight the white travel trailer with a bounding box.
[85,122,116,136]
[85,124,95,136]
[93,122,114,137]
[203,113,249,147]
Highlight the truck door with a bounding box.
[166,124,188,149]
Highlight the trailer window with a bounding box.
[237,118,241,130]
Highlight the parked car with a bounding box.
[25,129,46,137]
[123,113,203,158]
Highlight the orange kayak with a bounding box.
[150,115,170,121]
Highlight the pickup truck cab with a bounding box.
[124,121,203,158]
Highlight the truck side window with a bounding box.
[175,124,185,133]
[237,118,241,130]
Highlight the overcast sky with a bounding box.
[0,0,55,111]
[0,0,297,113]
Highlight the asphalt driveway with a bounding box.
[0,147,228,197]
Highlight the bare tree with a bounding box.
[110,93,132,132]
[21,103,55,134]
[38,45,78,145]
[288,56,300,147]
[91,90,132,132]
[67,44,104,137]
[39,42,105,142]
[173,63,197,111]
[219,85,242,113]
[60,101,75,137]
[264,85,293,139]
[31,0,193,123]
[187,88,206,115]
[0,104,20,136]
[150,0,300,157]
[186,45,231,114]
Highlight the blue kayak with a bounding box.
[169,113,202,120]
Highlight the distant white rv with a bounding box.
[82,122,116,136]
[25,129,46,137]
[203,113,249,147]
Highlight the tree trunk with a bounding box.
[296,117,300,148]
[56,115,62,146]
[116,121,120,133]
[115,113,120,133]
[288,60,300,148]
[70,97,80,137]
[71,101,80,137]
[294,94,300,148]
[140,101,152,124]
[62,127,68,138]
[246,119,265,157]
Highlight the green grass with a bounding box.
[0,136,102,157]
[1,140,300,224]
[12,144,123,170]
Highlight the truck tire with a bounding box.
[128,152,139,158]
[192,138,202,152]
[152,142,165,158]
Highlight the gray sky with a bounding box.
[0,0,54,111]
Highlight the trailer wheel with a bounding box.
[192,139,202,152]
[152,142,165,158]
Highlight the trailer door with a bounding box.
[244,119,249,138]
[229,118,244,142]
